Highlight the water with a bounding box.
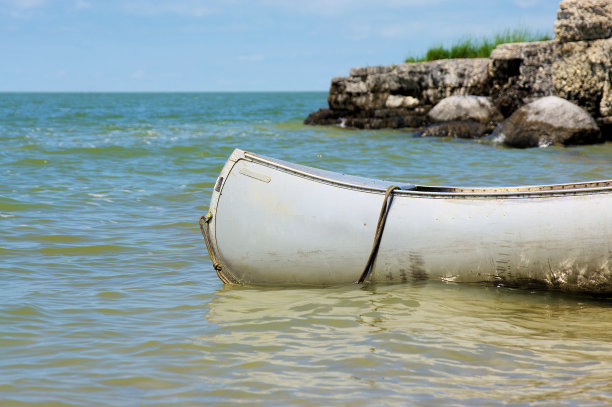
[2,92,612,406]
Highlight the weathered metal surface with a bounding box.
[205,149,612,293]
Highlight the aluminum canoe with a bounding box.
[201,149,612,293]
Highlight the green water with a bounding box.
[2,92,612,406]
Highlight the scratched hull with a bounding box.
[204,149,612,293]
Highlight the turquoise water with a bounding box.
[2,92,612,406]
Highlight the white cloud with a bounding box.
[131,69,145,79]
[74,0,92,10]
[237,54,265,62]
[344,23,372,41]
[0,0,46,18]
[259,0,448,17]
[0,0,46,9]
[122,1,211,17]
[380,24,412,39]
[513,0,545,8]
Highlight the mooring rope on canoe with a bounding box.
[358,185,400,283]
[199,212,232,283]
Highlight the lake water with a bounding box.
[2,92,612,406]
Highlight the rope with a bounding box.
[199,213,229,281]
[357,185,400,283]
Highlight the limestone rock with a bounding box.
[306,0,612,132]
[488,41,555,117]
[600,70,612,117]
[553,38,612,117]
[597,117,612,141]
[327,59,490,113]
[493,96,602,148]
[428,95,502,124]
[395,59,490,105]
[303,108,342,126]
[554,0,612,43]
[416,120,491,139]
[386,95,419,108]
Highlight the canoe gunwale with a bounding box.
[243,151,612,198]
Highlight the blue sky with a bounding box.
[0,0,560,91]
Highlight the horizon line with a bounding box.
[0,90,329,93]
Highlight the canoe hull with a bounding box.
[205,149,612,293]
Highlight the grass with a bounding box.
[404,28,552,63]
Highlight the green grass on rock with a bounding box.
[405,28,552,63]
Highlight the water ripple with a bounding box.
[2,93,612,406]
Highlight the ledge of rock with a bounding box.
[488,41,554,117]
[554,0,612,42]
[492,96,602,148]
[305,58,491,130]
[553,37,612,117]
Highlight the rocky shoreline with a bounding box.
[305,0,612,148]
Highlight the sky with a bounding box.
[0,0,561,92]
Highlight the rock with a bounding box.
[306,0,612,132]
[319,59,491,128]
[416,120,491,139]
[350,66,393,77]
[554,0,612,43]
[303,108,343,126]
[395,59,491,105]
[597,117,612,141]
[488,41,555,117]
[602,80,612,117]
[553,38,612,117]
[428,96,502,124]
[343,113,430,130]
[328,59,490,111]
[493,96,602,148]
[386,95,419,108]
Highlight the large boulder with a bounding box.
[554,0,612,43]
[493,96,602,148]
[428,95,502,124]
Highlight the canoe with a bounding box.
[200,148,612,293]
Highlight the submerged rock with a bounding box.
[416,120,491,139]
[493,96,602,148]
[304,108,342,126]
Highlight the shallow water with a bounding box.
[2,92,612,406]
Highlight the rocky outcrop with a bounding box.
[488,41,555,117]
[492,96,602,148]
[306,0,612,147]
[553,38,612,117]
[305,59,491,129]
[554,0,612,42]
